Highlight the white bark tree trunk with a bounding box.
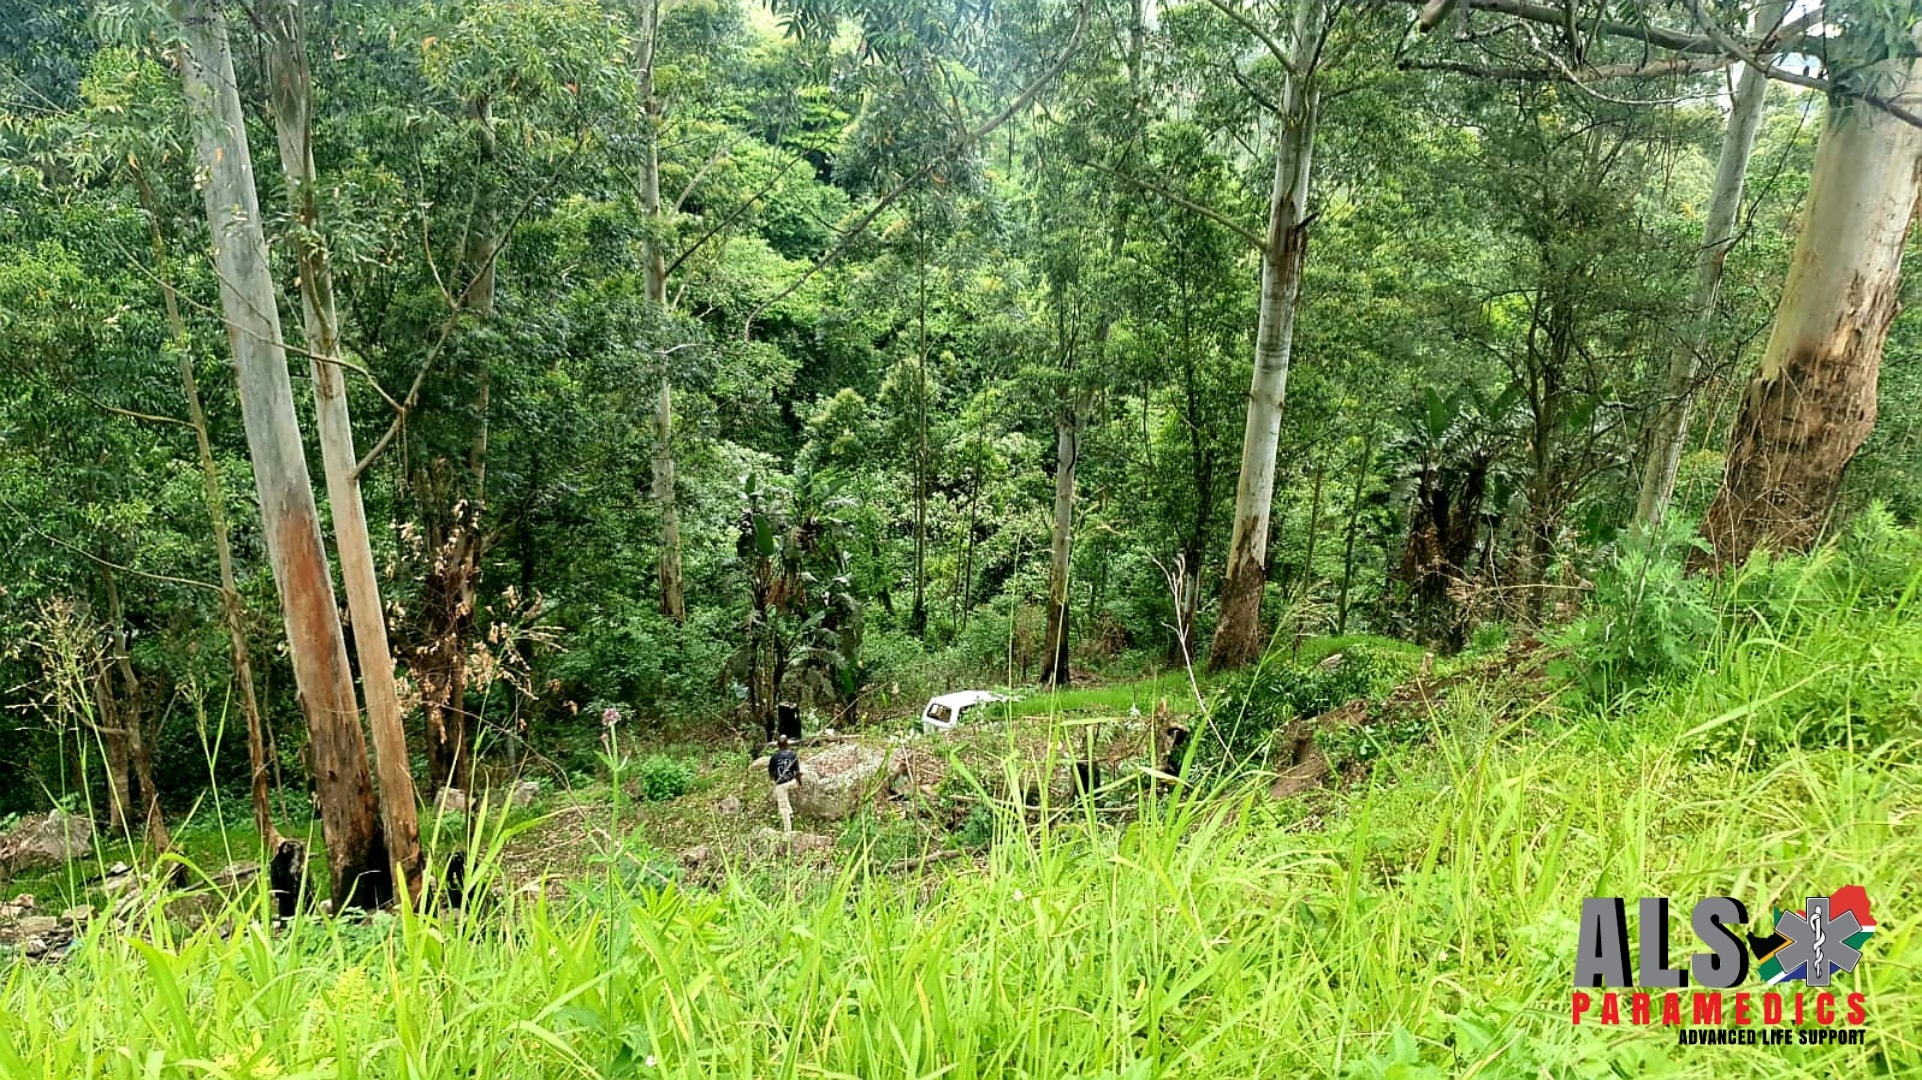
[1703,51,1922,567]
[174,0,389,907]
[263,0,422,901]
[1635,2,1786,529]
[639,0,687,624]
[1210,0,1322,672]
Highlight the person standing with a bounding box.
[768,736,801,835]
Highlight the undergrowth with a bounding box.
[3,537,1919,1077]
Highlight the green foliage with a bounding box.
[1197,642,1420,775]
[837,810,924,864]
[1561,511,1922,725]
[6,626,1920,1076]
[1661,511,1922,761]
[952,803,996,850]
[1552,520,1719,704]
[632,754,698,802]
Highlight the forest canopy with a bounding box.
[2,0,1919,902]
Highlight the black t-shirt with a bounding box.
[769,748,800,785]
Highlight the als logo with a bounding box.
[1570,887,1877,1045]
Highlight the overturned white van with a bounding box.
[919,689,1013,735]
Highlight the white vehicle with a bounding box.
[919,689,1013,734]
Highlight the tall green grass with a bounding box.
[5,573,1919,1077]
[1003,669,1206,720]
[6,739,1915,1074]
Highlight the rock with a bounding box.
[101,869,140,899]
[679,845,711,869]
[12,916,58,938]
[716,794,743,816]
[59,905,92,926]
[11,894,34,911]
[785,743,908,821]
[511,781,540,809]
[436,787,469,815]
[789,831,833,854]
[0,809,93,873]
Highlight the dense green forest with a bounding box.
[2,0,1920,1073]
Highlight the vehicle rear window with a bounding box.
[928,704,953,723]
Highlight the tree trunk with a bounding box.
[182,351,277,847]
[102,568,169,853]
[1209,0,1321,673]
[90,668,132,832]
[263,0,421,899]
[960,439,982,630]
[1336,426,1375,633]
[1702,54,1922,568]
[419,96,497,797]
[1171,304,1211,668]
[1519,298,1571,624]
[638,0,686,624]
[174,0,390,908]
[1635,2,1784,529]
[1040,396,1083,687]
[1299,463,1325,601]
[910,230,931,637]
[652,377,685,622]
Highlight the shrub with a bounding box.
[632,754,697,802]
[1552,521,1717,705]
[1196,642,1419,777]
[839,812,924,864]
[953,804,996,850]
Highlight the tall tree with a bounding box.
[172,0,390,907]
[1703,42,1922,564]
[1210,0,1327,671]
[1399,2,1922,563]
[637,0,687,625]
[262,0,422,899]
[1636,1,1787,529]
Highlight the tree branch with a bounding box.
[0,499,223,593]
[1201,0,1299,79]
[663,147,811,279]
[1409,0,1732,55]
[1070,155,1270,254]
[1681,0,1922,130]
[1226,62,1285,116]
[1398,53,1734,83]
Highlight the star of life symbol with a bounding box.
[1775,896,1863,986]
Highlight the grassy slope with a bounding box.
[2,628,1916,1077]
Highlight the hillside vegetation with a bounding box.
[4,534,1917,1078]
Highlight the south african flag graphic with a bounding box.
[1756,884,1876,985]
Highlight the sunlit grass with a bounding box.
[5,728,1916,1074]
[1003,669,1207,721]
[6,589,1920,1077]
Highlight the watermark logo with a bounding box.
[1570,886,1877,1048]
[1756,885,1875,987]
